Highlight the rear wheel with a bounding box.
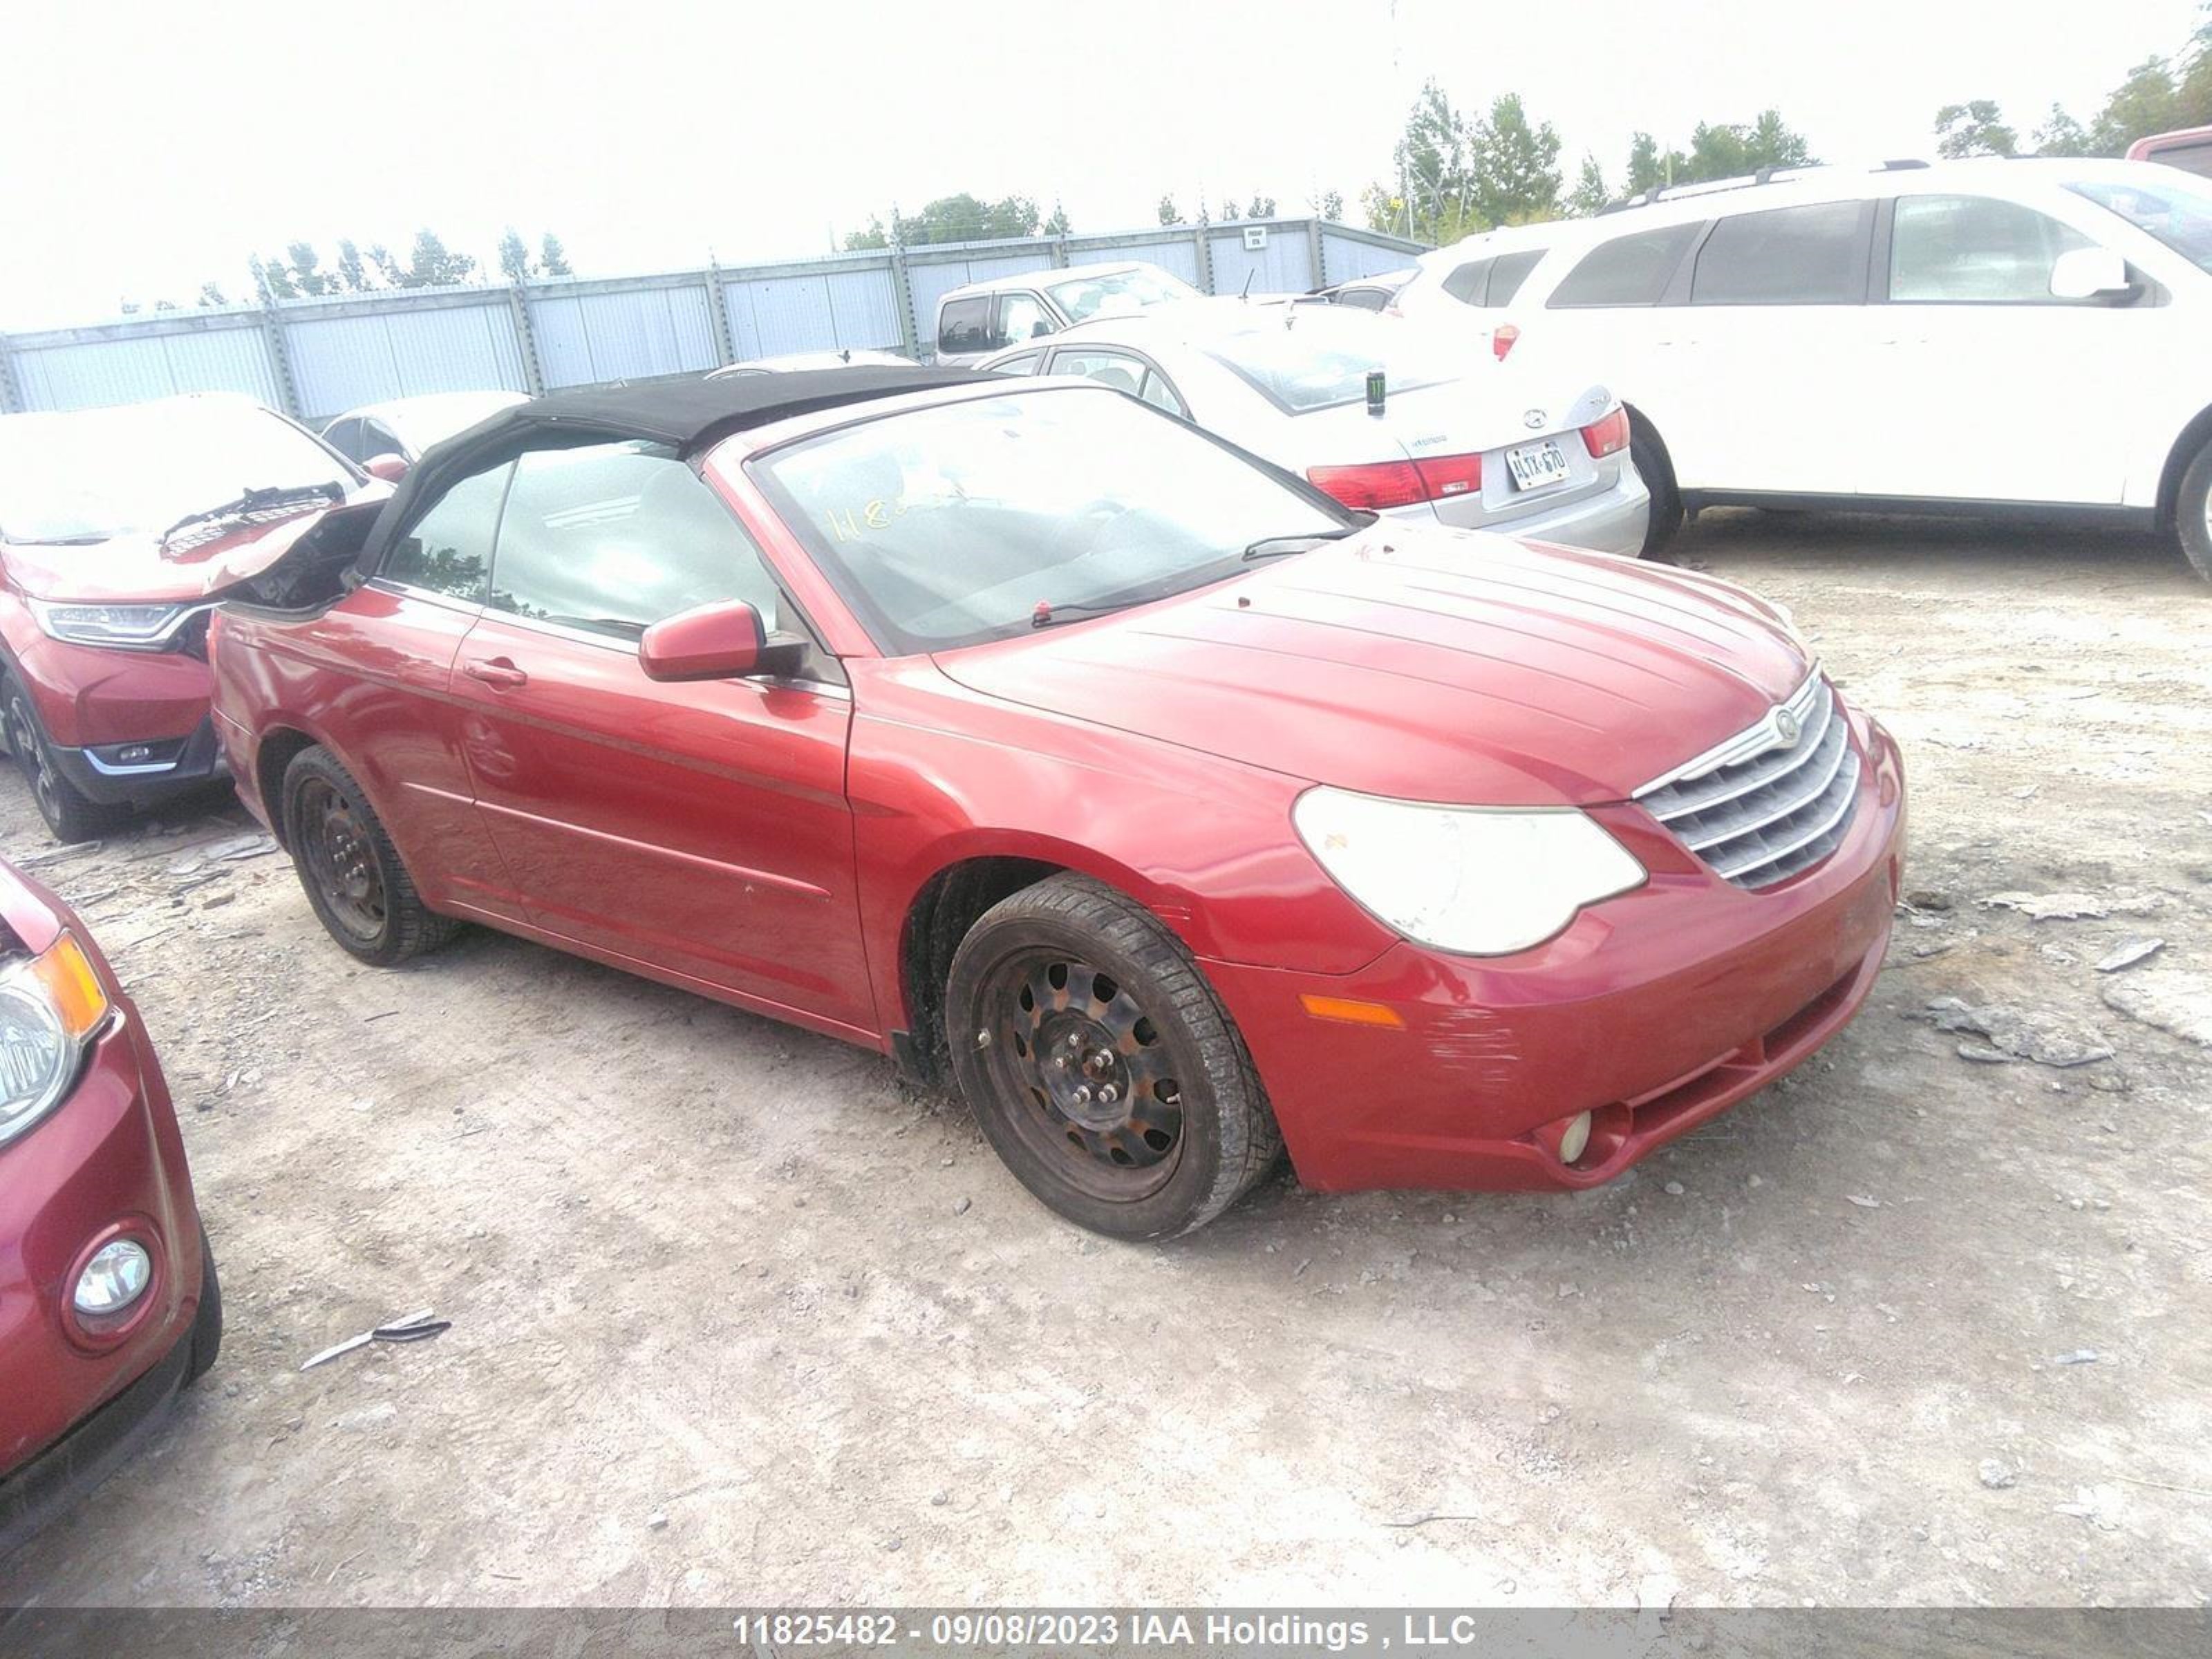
[281,746,457,966]
[2,673,121,843]
[946,874,1280,1239]
[2176,436,2212,584]
[1629,418,1680,559]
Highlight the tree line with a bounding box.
[1936,7,2211,157]
[121,227,574,313]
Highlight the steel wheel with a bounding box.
[975,948,1187,1203]
[296,776,387,945]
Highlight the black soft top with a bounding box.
[354,365,993,581]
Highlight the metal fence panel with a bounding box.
[3,220,1426,415]
[1206,225,1317,297]
[1320,228,1421,283]
[287,303,526,418]
[1065,233,1203,286]
[530,283,720,388]
[12,324,276,413]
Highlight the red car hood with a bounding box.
[2,496,371,604]
[933,527,1812,807]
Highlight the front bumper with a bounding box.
[44,717,228,808]
[0,1011,207,1552]
[1207,712,1906,1193]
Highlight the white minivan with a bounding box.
[1418,158,2212,579]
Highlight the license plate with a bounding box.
[1505,439,1570,493]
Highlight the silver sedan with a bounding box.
[977,301,1649,556]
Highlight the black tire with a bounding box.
[281,745,457,966]
[1629,420,1681,559]
[2,672,124,843]
[945,874,1281,1240]
[2177,436,2212,584]
[186,1226,223,1384]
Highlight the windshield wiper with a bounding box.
[1240,518,1371,561]
[1030,597,1137,628]
[159,482,344,548]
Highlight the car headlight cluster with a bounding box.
[0,933,111,1147]
[1293,787,1647,957]
[28,599,200,649]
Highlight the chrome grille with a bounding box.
[1635,672,1859,890]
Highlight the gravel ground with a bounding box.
[1,509,2208,1610]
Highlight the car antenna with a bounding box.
[1239,271,1254,301]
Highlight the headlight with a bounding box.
[1293,787,1647,956]
[0,933,111,1147]
[28,599,194,648]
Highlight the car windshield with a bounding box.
[1043,266,1197,322]
[1199,312,1452,413]
[749,387,1351,654]
[0,400,353,545]
[2070,176,2212,272]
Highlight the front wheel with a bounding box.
[2175,437,2212,584]
[946,874,1281,1239]
[281,746,457,966]
[3,674,121,843]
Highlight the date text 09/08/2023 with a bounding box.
[734,1611,1534,1651]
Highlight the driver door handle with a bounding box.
[463,657,528,690]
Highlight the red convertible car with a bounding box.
[209,369,1905,1238]
[1,857,220,1553]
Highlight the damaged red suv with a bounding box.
[0,394,382,841]
[1,858,220,1553]
[209,371,1905,1239]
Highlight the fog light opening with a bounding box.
[1557,1111,1593,1167]
[74,1239,152,1317]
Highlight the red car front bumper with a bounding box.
[0,908,210,1553]
[1208,716,1906,1193]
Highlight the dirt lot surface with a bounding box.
[2,510,2209,1611]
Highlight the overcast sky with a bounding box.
[5,0,2204,329]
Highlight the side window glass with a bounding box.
[364,422,406,460]
[489,442,794,645]
[1336,287,1390,310]
[1891,194,2093,303]
[1138,369,1188,418]
[994,292,1053,348]
[323,418,363,462]
[1488,248,1546,304]
[382,460,510,601]
[937,297,991,355]
[1440,259,1492,305]
[1691,200,1868,305]
[1548,223,1704,307]
[991,351,1043,375]
[1049,350,1146,397]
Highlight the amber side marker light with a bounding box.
[31,933,109,1041]
[1298,994,1405,1029]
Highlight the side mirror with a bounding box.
[2049,247,2134,303]
[638,599,808,682]
[363,452,411,483]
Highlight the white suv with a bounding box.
[1425,158,2212,578]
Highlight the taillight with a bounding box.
[1580,407,1630,459]
[1307,453,1483,509]
[1306,460,1427,509]
[1491,323,1520,361]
